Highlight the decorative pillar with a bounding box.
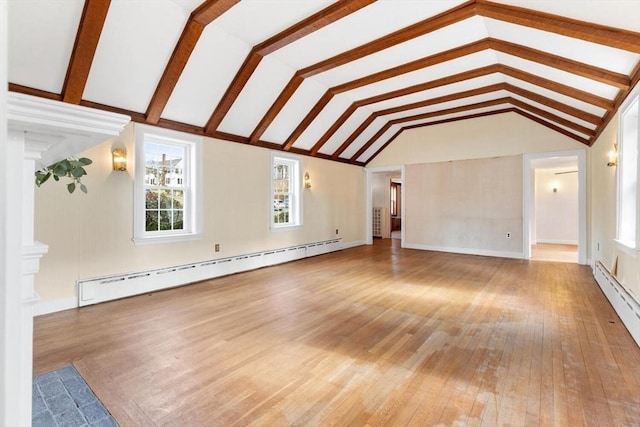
[4,92,129,426]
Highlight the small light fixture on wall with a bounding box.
[607,143,618,167]
[112,148,127,171]
[304,171,311,189]
[553,187,558,193]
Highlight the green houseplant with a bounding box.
[35,157,93,194]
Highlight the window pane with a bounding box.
[159,190,171,209]
[145,211,158,231]
[159,210,172,230]
[173,210,184,230]
[173,190,184,209]
[145,189,158,209]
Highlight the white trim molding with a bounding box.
[8,92,130,169]
[403,242,524,260]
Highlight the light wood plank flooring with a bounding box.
[34,240,640,426]
[531,243,578,264]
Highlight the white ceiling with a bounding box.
[8,0,640,165]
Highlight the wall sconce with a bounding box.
[553,187,558,193]
[304,172,311,189]
[112,148,127,171]
[607,143,618,167]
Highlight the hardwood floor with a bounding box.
[531,243,578,263]
[34,240,640,426]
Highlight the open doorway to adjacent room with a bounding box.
[366,166,403,245]
[524,151,586,264]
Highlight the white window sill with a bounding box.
[270,224,302,233]
[133,232,203,246]
[614,239,640,257]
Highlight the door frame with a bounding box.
[523,149,587,264]
[365,165,404,245]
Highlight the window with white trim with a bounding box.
[271,153,302,229]
[617,92,640,250]
[134,125,202,244]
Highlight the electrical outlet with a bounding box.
[215,244,220,252]
[335,229,339,235]
[506,232,511,238]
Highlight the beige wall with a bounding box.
[34,123,367,302]
[405,156,523,256]
[589,112,640,303]
[368,112,586,167]
[534,168,579,244]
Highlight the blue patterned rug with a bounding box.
[33,365,117,427]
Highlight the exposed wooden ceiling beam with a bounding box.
[282,39,492,151]
[146,0,239,124]
[490,39,629,90]
[311,65,504,156]
[248,1,476,144]
[364,108,518,163]
[203,0,376,135]
[512,109,592,145]
[476,0,640,54]
[509,98,595,137]
[350,97,512,162]
[330,83,508,159]
[498,65,614,111]
[350,95,595,162]
[61,0,111,104]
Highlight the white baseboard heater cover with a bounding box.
[78,238,342,307]
[593,261,640,347]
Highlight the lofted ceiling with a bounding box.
[8,0,640,166]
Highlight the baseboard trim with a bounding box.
[593,261,640,347]
[536,239,578,245]
[404,243,524,260]
[34,297,78,317]
[77,238,343,308]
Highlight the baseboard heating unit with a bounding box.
[593,261,640,347]
[78,238,342,307]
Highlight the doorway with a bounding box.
[365,166,404,245]
[523,150,586,264]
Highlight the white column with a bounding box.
[3,130,50,427]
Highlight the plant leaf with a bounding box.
[67,182,76,193]
[80,184,87,194]
[71,167,85,178]
[53,162,67,176]
[79,158,93,165]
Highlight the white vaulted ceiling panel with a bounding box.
[272,0,468,70]
[292,95,355,150]
[366,74,506,111]
[318,107,377,155]
[502,77,608,117]
[213,0,336,46]
[218,56,297,137]
[163,25,251,127]
[312,16,489,88]
[262,78,328,144]
[83,0,189,113]
[484,18,639,74]
[493,51,621,100]
[490,0,640,32]
[343,50,498,101]
[8,0,83,93]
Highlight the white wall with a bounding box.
[34,123,367,306]
[534,169,578,244]
[405,156,523,257]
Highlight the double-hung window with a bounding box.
[617,91,640,251]
[271,153,302,229]
[134,125,202,244]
